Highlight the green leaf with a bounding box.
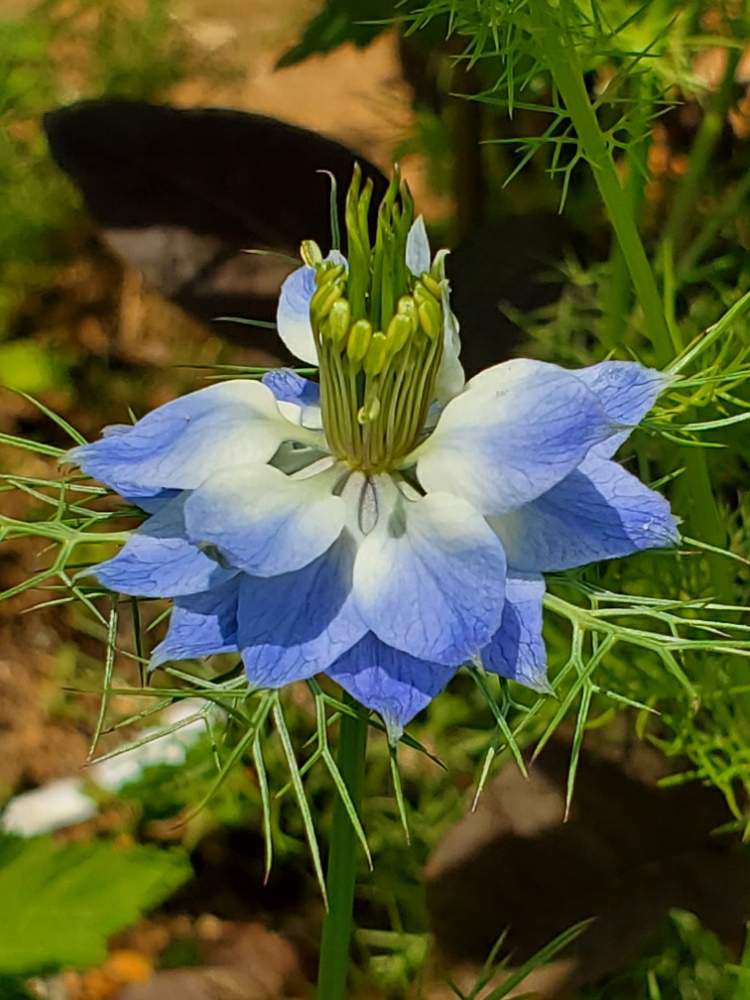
[0,836,192,974]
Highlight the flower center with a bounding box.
[305,166,444,473]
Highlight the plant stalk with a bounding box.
[316,700,368,1000]
[527,0,733,600]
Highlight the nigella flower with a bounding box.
[68,167,678,739]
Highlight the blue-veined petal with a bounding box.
[416,359,611,516]
[67,380,306,496]
[406,215,431,276]
[262,368,322,429]
[431,248,465,403]
[352,478,506,665]
[491,453,680,572]
[481,571,549,692]
[184,461,344,577]
[150,578,240,668]
[95,493,236,597]
[327,632,457,740]
[576,361,670,458]
[124,489,180,514]
[276,251,347,365]
[238,533,366,687]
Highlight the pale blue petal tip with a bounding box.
[405,215,431,276]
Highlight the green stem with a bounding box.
[527,0,733,600]
[316,700,368,1000]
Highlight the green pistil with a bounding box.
[308,166,444,473]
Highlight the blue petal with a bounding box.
[262,368,320,408]
[576,361,670,458]
[184,463,344,576]
[276,251,347,365]
[124,489,181,513]
[261,368,322,430]
[327,633,457,739]
[418,359,611,516]
[95,494,236,597]
[482,572,549,692]
[492,454,680,573]
[67,380,295,496]
[238,533,366,687]
[150,578,240,668]
[352,480,506,665]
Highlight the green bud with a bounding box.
[364,331,388,375]
[397,295,418,331]
[300,239,323,267]
[311,278,344,320]
[420,273,442,299]
[325,298,352,345]
[417,297,442,340]
[346,319,372,364]
[386,313,412,354]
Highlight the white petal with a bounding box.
[184,462,344,576]
[351,476,506,665]
[68,380,310,494]
[275,251,347,365]
[276,265,318,364]
[406,215,431,276]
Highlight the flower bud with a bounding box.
[385,313,412,354]
[364,331,388,375]
[417,297,442,340]
[346,319,372,364]
[300,239,323,267]
[326,298,351,345]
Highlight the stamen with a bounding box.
[306,166,445,473]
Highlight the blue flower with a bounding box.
[67,172,678,738]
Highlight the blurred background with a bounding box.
[3,1,750,998]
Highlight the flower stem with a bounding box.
[316,699,368,1000]
[527,0,733,600]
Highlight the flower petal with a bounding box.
[406,215,431,276]
[576,361,670,458]
[184,462,344,577]
[417,359,610,516]
[327,632,457,739]
[276,251,347,365]
[95,494,235,597]
[352,479,506,665]
[262,368,322,429]
[435,276,466,403]
[150,578,240,668]
[481,572,549,692]
[491,453,680,572]
[67,380,301,496]
[276,265,318,364]
[238,533,366,687]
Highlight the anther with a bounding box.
[346,319,373,364]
